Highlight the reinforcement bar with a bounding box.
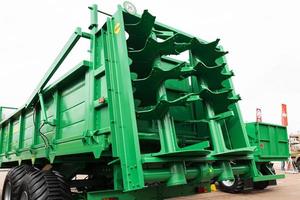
[26,28,89,108]
[143,165,249,182]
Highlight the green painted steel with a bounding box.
[246,122,289,161]
[0,3,289,200]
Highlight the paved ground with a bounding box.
[171,170,300,200]
[0,169,7,196]
[0,168,299,199]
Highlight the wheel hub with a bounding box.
[222,179,235,187]
[3,182,12,200]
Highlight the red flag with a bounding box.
[256,108,262,122]
[281,104,288,126]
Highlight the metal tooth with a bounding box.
[199,87,241,114]
[208,38,221,48]
[192,60,234,90]
[191,38,228,67]
[199,87,232,101]
[128,34,191,78]
[133,62,186,107]
[206,38,227,53]
[136,93,201,119]
[125,10,156,50]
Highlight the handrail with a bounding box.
[25,28,86,108]
[0,106,18,122]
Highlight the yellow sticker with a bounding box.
[114,23,121,34]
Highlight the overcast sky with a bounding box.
[0,0,299,133]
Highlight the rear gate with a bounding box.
[246,122,289,161]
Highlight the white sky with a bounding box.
[0,0,299,133]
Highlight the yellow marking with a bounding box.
[211,184,217,192]
[114,23,121,34]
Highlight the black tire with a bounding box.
[253,181,269,190]
[2,165,34,200]
[19,170,72,200]
[295,159,300,172]
[253,164,274,190]
[218,176,244,193]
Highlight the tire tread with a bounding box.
[2,165,33,200]
[21,170,72,200]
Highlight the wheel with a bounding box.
[295,159,300,171]
[253,164,274,190]
[253,181,269,190]
[218,176,244,193]
[19,170,72,200]
[2,165,34,200]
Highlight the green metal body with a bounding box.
[246,122,288,182]
[0,4,289,200]
[246,122,289,162]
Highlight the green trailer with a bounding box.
[218,122,289,193]
[247,122,289,162]
[0,3,289,200]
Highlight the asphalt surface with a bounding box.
[170,169,300,200]
[0,168,299,199]
[0,169,7,193]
